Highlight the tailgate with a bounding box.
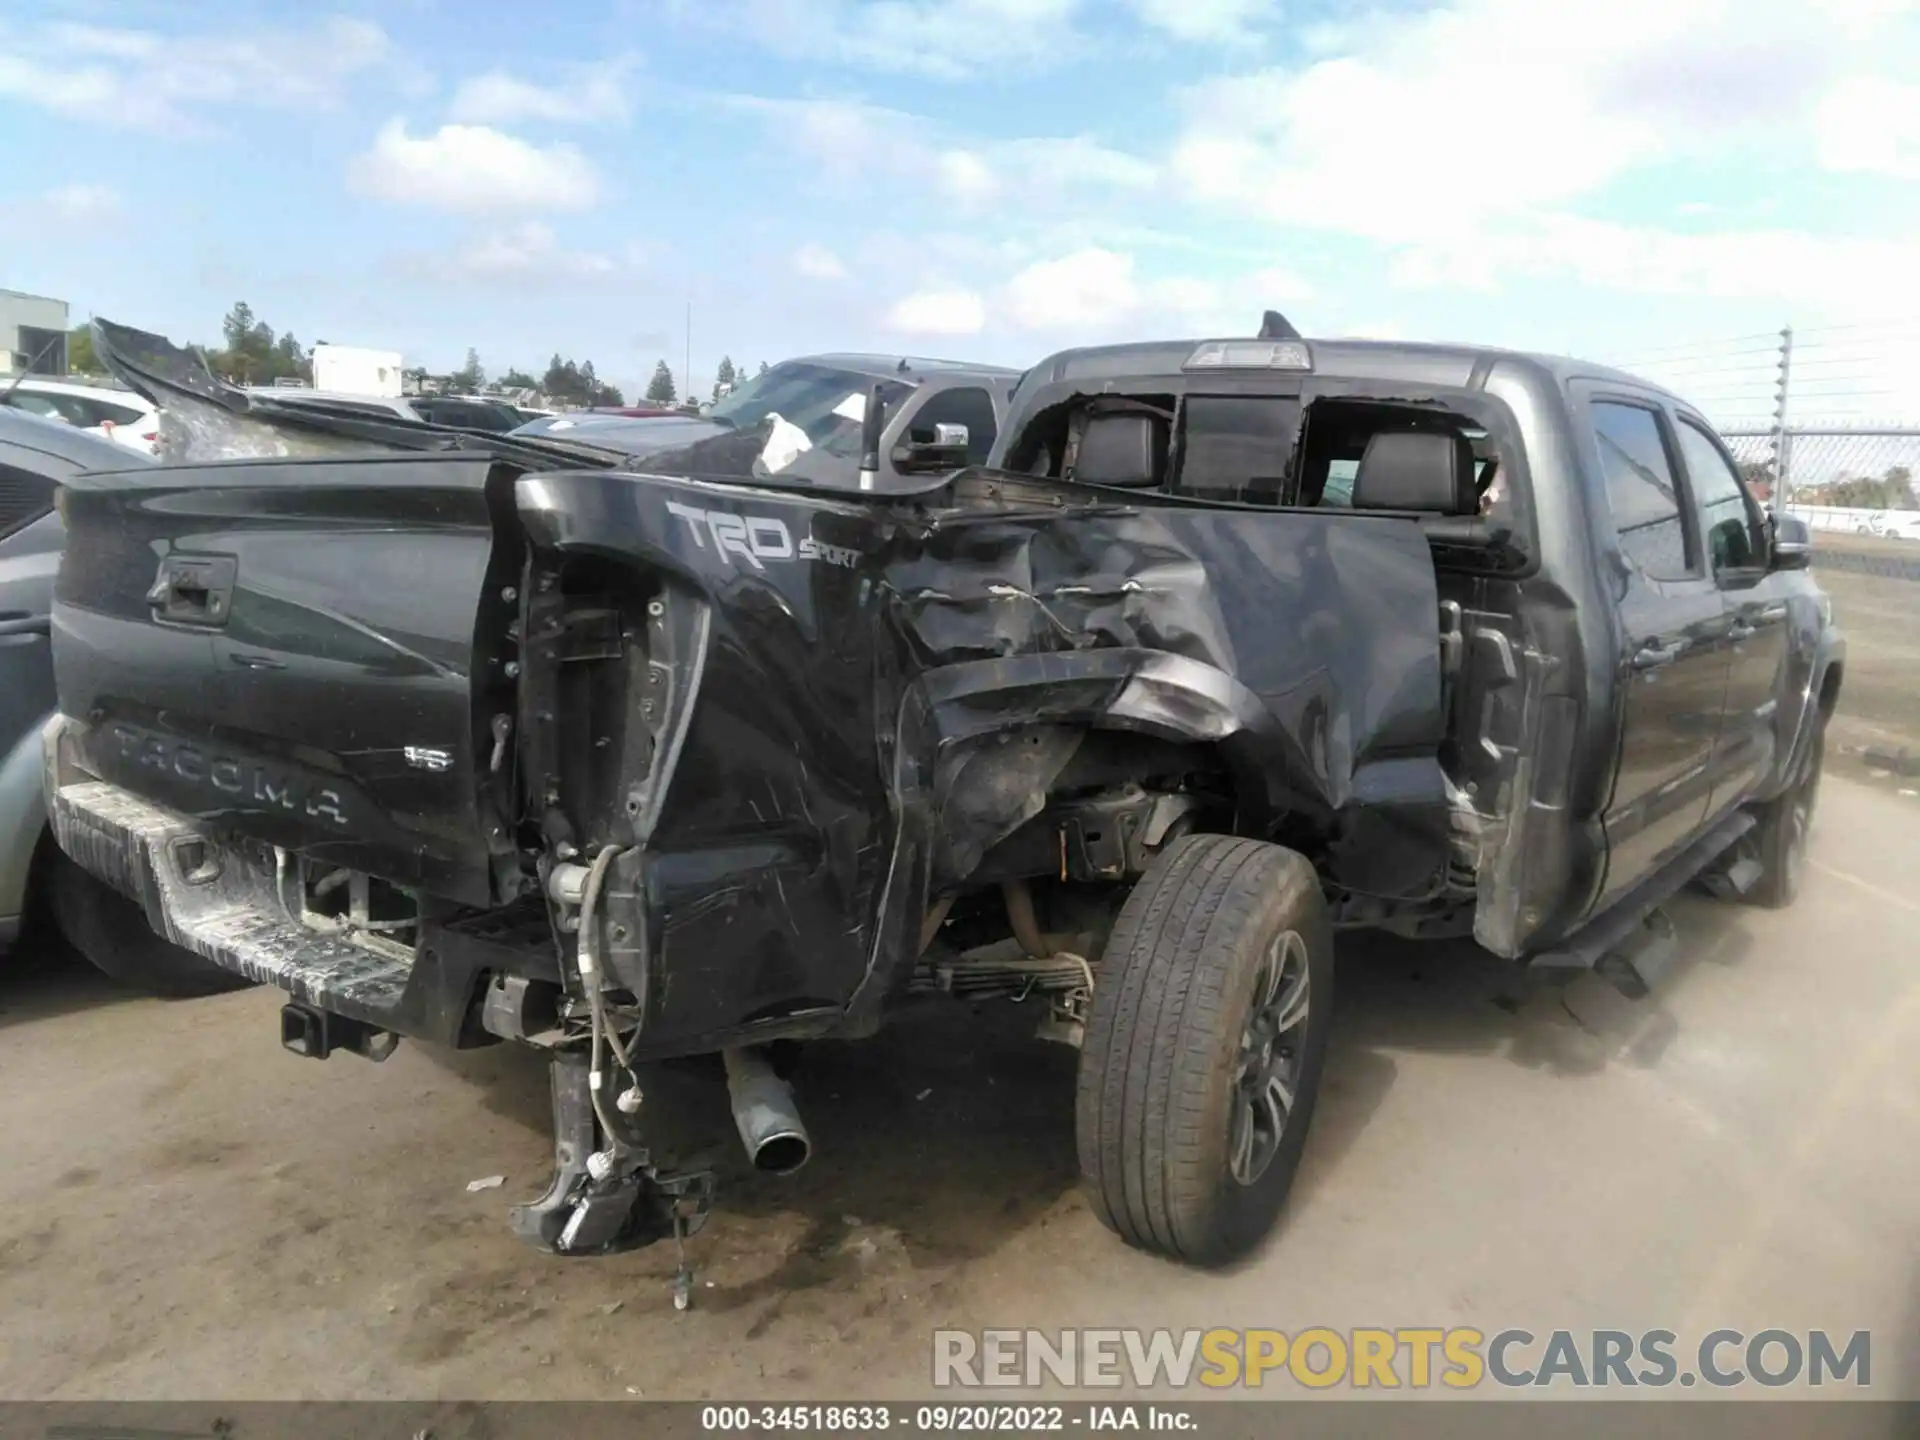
[53,452,518,905]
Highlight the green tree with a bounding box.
[214,300,277,382]
[453,348,485,393]
[268,331,312,384]
[712,355,737,401]
[757,360,769,377]
[1886,465,1915,509]
[499,368,537,390]
[645,360,677,404]
[66,323,103,375]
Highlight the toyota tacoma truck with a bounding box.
[44,316,1840,1279]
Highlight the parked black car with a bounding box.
[0,409,245,994]
[46,317,1838,1278]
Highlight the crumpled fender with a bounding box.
[517,468,1450,1051]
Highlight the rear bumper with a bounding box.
[44,716,522,1044]
[48,773,415,1018]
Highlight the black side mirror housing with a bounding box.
[893,422,970,474]
[1771,513,1813,571]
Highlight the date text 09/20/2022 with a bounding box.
[700,1405,1194,1432]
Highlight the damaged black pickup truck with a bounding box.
[45,317,1840,1277]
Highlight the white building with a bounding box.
[312,343,405,397]
[0,289,70,375]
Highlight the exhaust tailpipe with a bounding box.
[723,1046,811,1175]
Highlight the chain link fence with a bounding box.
[1718,427,1920,506]
[1608,323,1920,578]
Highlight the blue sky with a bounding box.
[4,0,1920,416]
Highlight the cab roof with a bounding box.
[801,352,1023,383]
[1019,336,1683,409]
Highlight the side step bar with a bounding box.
[1531,807,1756,991]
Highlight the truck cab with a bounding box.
[991,335,1841,959]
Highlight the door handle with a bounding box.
[146,555,236,627]
[1632,639,1684,671]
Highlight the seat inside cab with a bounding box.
[1034,395,1507,526]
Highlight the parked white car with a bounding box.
[1783,504,1920,541]
[0,377,161,455]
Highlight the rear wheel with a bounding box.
[1076,834,1333,1267]
[46,855,251,998]
[1748,716,1825,909]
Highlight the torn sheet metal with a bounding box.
[514,466,1448,1051]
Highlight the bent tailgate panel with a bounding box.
[53,454,512,904]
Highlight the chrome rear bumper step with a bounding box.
[49,779,412,1022]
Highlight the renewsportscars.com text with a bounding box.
[932,1327,1871,1391]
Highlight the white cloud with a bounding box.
[725,96,920,182]
[730,0,1081,80]
[452,223,616,280]
[998,247,1296,338]
[349,120,602,214]
[1152,0,1920,328]
[1339,319,1407,341]
[738,95,1157,214]
[937,150,1000,205]
[793,242,851,280]
[1005,248,1137,330]
[389,223,619,286]
[447,55,639,126]
[1166,0,1916,243]
[42,183,122,222]
[995,136,1158,191]
[884,288,988,335]
[1246,266,1316,304]
[1391,214,1920,314]
[1816,76,1920,178]
[0,16,397,134]
[1128,0,1268,43]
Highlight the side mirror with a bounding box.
[1771,513,1813,571]
[893,422,970,474]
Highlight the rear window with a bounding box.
[1174,396,1301,502]
[417,398,517,431]
[0,461,63,538]
[4,390,142,429]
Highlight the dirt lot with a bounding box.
[2,541,1916,1403]
[1815,536,1920,766]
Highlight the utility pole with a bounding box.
[1771,324,1794,505]
[684,300,692,410]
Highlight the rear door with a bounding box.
[1670,415,1790,814]
[1581,391,1735,905]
